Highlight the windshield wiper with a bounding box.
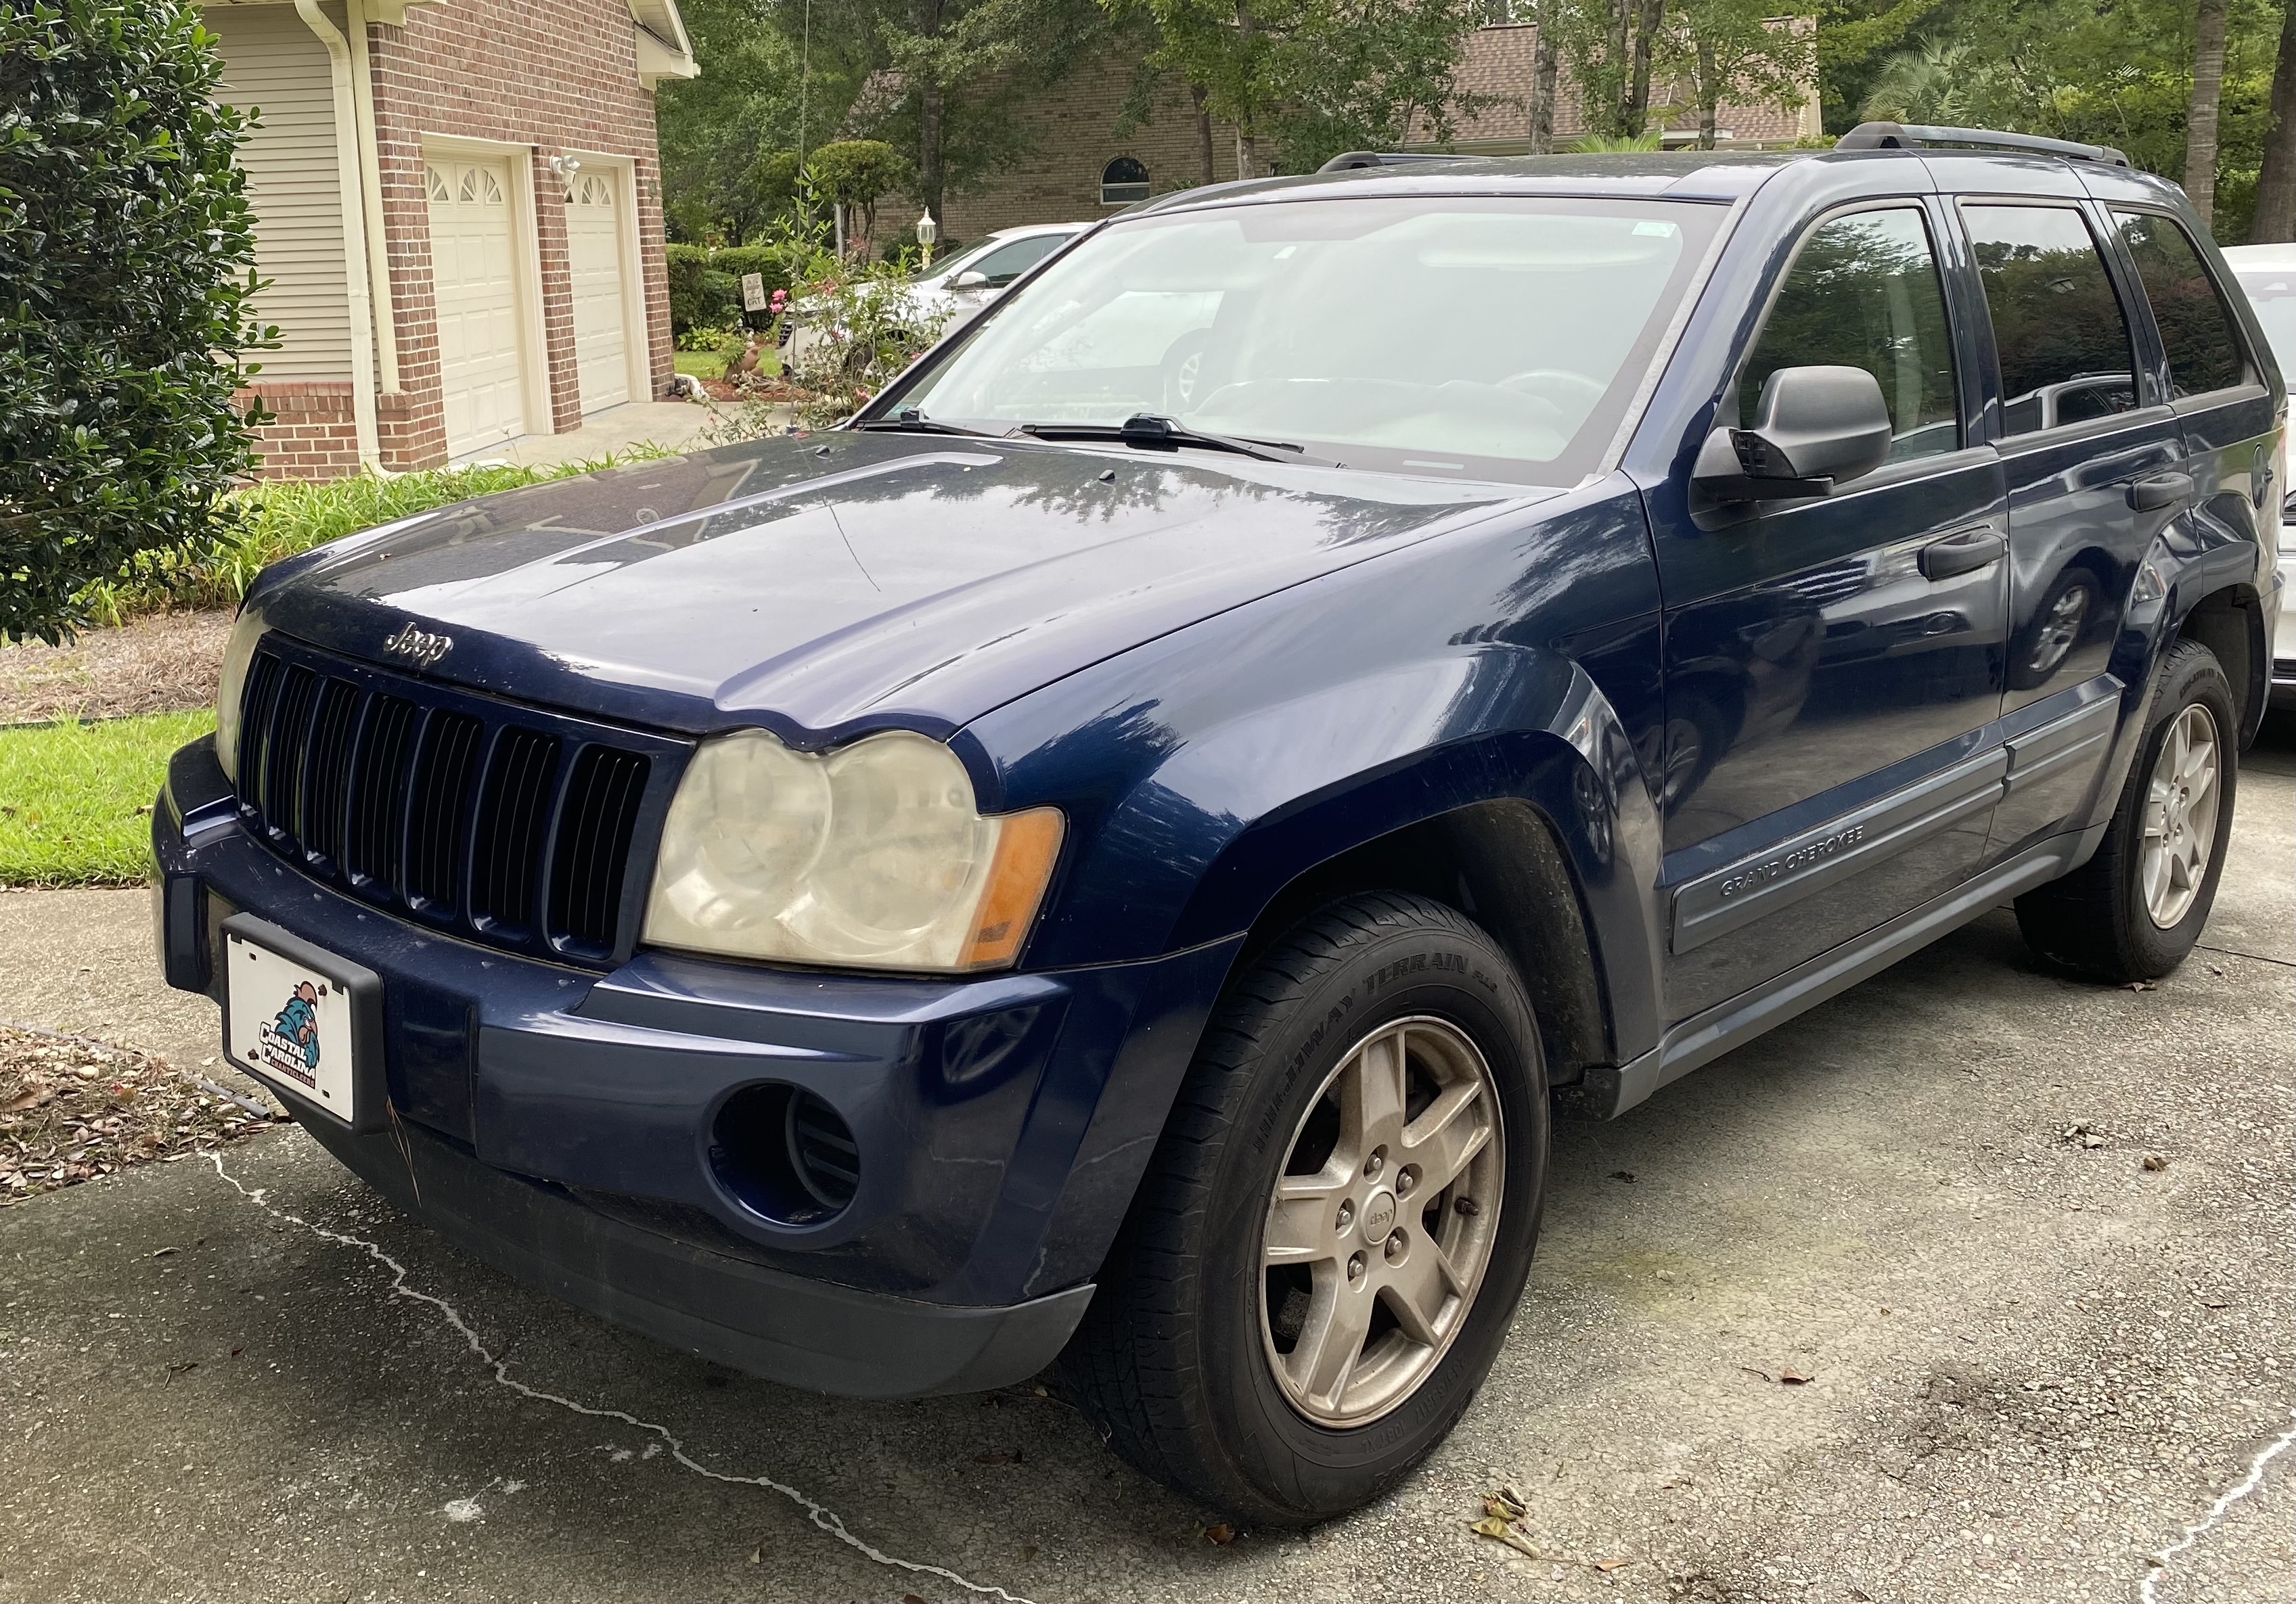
[1016,414,1339,467]
[855,410,997,438]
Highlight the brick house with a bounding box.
[200,0,698,478]
[917,22,1820,247]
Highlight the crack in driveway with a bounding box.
[206,1150,1034,1603]
[2139,1402,2296,1603]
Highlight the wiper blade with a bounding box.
[1017,414,1338,467]
[855,412,997,437]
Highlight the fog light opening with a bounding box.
[711,1084,859,1225]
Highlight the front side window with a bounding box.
[1963,204,2139,437]
[895,196,1726,483]
[2114,210,2251,397]
[1738,206,1960,463]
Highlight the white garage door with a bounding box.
[426,160,526,456]
[566,172,630,412]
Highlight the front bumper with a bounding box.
[156,737,1238,1396]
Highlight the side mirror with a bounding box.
[1693,365,1894,502]
[948,269,989,289]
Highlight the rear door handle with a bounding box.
[1919,526,2006,581]
[2126,471,2195,511]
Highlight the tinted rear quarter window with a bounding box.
[1962,204,2139,438]
[2113,211,2252,396]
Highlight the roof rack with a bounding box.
[1837,120,2130,168]
[1316,150,1466,174]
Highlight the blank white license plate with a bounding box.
[225,929,361,1122]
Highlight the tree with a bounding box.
[1860,34,1982,123]
[2251,0,2296,238]
[1,0,271,645]
[2188,0,2232,224]
[657,0,811,242]
[1110,0,1491,176]
[809,139,907,244]
[1544,0,1672,139]
[1527,0,1561,151]
[1665,0,1814,147]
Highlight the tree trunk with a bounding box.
[910,0,947,225]
[1529,6,1558,152]
[2253,0,2296,241]
[1605,0,1633,137]
[1234,1,1261,175]
[1697,37,1717,150]
[1191,82,1215,185]
[2185,0,2230,227]
[1626,0,1667,137]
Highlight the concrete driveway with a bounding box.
[4,730,2291,1604]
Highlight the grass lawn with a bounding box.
[0,711,214,886]
[674,347,731,381]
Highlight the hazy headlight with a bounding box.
[644,728,1064,971]
[212,608,266,784]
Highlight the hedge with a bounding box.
[667,244,791,336]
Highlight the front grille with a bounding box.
[233,639,673,964]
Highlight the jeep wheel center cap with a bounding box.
[1361,1189,1397,1241]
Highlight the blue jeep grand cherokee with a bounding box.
[156,124,2283,1523]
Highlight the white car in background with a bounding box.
[780,221,1090,371]
[2222,242,2296,708]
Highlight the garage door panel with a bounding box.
[567,172,629,413]
[427,159,526,457]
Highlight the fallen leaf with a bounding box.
[1608,1170,1637,1183]
[1470,1517,1541,1558]
[1739,1365,1772,1381]
[1778,1368,1815,1385]
[749,1546,762,1564]
[1202,1522,1236,1546]
[903,1595,926,1603]
[2142,1154,2168,1172]
[1019,1544,1039,1561]
[152,1245,179,1257]
[2123,980,2155,992]
[972,1450,1020,1466]
[1485,1494,1526,1522]
[1594,1557,1632,1572]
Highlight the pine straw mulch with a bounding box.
[1,1022,287,1205]
[1,609,235,726]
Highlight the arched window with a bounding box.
[1100,156,1150,206]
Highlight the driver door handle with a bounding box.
[2126,471,2195,512]
[1919,526,2006,581]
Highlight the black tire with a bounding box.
[2014,638,2238,981]
[1056,892,1548,1527]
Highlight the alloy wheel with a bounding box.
[2141,701,2221,928]
[1259,1016,1504,1426]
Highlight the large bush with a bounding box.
[1,0,273,644]
[667,242,793,336]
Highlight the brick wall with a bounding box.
[905,50,1242,248]
[240,382,362,481]
[364,0,675,468]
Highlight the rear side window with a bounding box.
[2113,210,2252,396]
[1963,204,2139,438]
[1739,207,1960,462]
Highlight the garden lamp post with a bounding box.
[916,209,939,269]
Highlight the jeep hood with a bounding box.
[251,433,1548,740]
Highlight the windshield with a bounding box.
[889,195,1724,483]
[2234,269,2296,374]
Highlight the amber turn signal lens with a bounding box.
[958,806,1065,969]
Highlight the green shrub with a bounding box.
[1,0,273,645]
[667,242,792,336]
[81,450,672,622]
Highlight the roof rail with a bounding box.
[1837,120,2130,168]
[1316,150,1466,174]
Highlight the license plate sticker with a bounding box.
[225,930,360,1120]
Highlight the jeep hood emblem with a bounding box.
[382,622,453,668]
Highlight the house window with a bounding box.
[1100,157,1149,206]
